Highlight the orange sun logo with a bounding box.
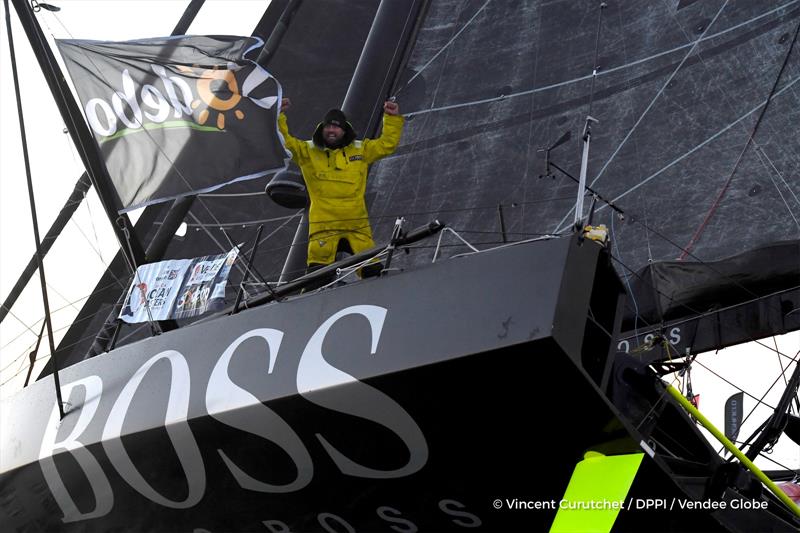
[179,64,246,130]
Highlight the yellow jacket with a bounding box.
[278,113,404,264]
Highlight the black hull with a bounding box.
[1,236,797,532]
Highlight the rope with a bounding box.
[607,251,799,367]
[49,13,268,262]
[551,0,731,234]
[588,0,729,186]
[755,146,800,230]
[118,219,159,335]
[432,227,480,262]
[611,213,640,342]
[586,2,607,118]
[679,10,800,259]
[697,349,800,457]
[394,0,493,99]
[403,1,800,119]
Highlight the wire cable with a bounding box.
[679,10,800,259]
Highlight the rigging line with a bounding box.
[774,337,791,390]
[634,373,682,432]
[664,3,800,234]
[757,149,800,230]
[642,204,654,263]
[693,356,781,413]
[0,279,121,355]
[587,0,728,187]
[188,196,578,231]
[554,70,800,235]
[377,0,471,219]
[179,212,300,228]
[43,281,81,314]
[253,222,381,261]
[81,187,104,263]
[315,250,391,292]
[196,214,301,281]
[199,191,274,198]
[1,306,41,341]
[256,209,303,248]
[708,350,800,457]
[611,213,640,341]
[402,1,800,119]
[756,146,800,229]
[364,0,417,131]
[219,227,270,287]
[772,337,800,415]
[25,4,138,282]
[445,229,553,236]
[510,0,542,217]
[1,307,145,386]
[407,240,506,249]
[586,311,614,341]
[185,211,249,279]
[607,251,799,366]
[587,1,607,118]
[550,0,732,234]
[394,0,492,98]
[120,224,160,335]
[67,218,126,286]
[53,24,254,262]
[2,280,138,384]
[0,331,41,375]
[680,14,800,259]
[608,207,795,336]
[447,235,556,260]
[753,452,800,476]
[0,348,53,387]
[760,146,800,212]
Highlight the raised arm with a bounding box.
[277,97,307,161]
[363,100,405,164]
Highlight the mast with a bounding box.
[33,0,206,373]
[4,0,64,418]
[1,0,206,328]
[0,173,90,325]
[9,0,145,270]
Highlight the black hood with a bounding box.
[312,108,357,148]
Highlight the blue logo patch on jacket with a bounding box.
[348,155,364,162]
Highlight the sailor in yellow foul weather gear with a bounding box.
[277,98,404,277]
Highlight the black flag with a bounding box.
[724,392,744,442]
[56,35,288,212]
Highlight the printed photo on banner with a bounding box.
[119,248,238,323]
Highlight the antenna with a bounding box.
[574,1,607,230]
[574,115,599,229]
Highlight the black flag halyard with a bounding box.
[56,35,289,212]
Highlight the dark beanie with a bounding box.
[323,109,348,128]
[313,108,357,148]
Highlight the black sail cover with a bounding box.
[56,36,289,212]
